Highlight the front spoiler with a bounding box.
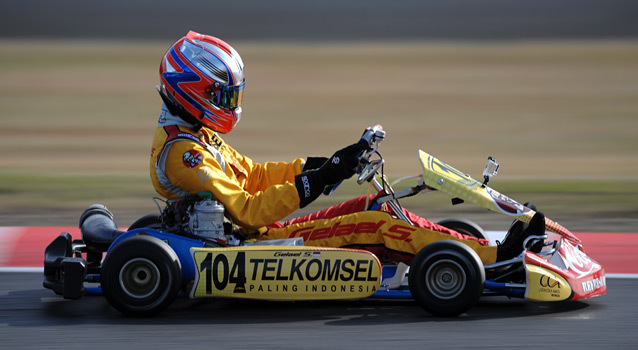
[524,238,606,301]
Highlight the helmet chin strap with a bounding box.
[158,103,196,128]
[157,87,203,131]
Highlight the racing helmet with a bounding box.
[158,31,245,133]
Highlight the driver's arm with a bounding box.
[164,141,302,229]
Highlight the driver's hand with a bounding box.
[321,141,370,185]
[294,141,370,208]
[302,156,329,171]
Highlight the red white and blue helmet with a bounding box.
[159,31,245,133]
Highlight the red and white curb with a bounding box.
[0,227,80,272]
[1,227,636,278]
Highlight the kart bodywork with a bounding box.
[42,200,605,317]
[44,227,385,315]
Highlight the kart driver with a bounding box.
[150,31,545,266]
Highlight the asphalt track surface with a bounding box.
[2,1,637,349]
[1,227,636,349]
[0,272,634,349]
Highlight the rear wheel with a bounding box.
[128,214,162,230]
[101,235,181,316]
[409,240,485,317]
[437,218,488,241]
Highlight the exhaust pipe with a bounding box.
[79,204,126,252]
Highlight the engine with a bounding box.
[160,194,241,246]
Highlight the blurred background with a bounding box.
[1,0,637,230]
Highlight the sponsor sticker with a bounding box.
[582,276,606,293]
[183,149,203,168]
[190,247,381,300]
[288,219,415,243]
[526,264,572,301]
[560,239,600,277]
[485,187,529,215]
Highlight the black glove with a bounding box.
[302,156,329,171]
[295,141,370,208]
[322,141,370,184]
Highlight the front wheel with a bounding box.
[409,240,485,317]
[100,235,182,316]
[436,218,488,241]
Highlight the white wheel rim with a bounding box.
[119,258,160,299]
[425,258,467,300]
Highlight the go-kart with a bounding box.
[43,125,606,317]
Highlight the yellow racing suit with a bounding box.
[151,123,304,228]
[150,117,497,265]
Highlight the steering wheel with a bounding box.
[357,158,384,185]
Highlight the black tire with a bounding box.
[436,218,488,241]
[128,214,162,230]
[409,240,485,317]
[100,235,181,316]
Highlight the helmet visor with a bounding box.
[210,82,244,110]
